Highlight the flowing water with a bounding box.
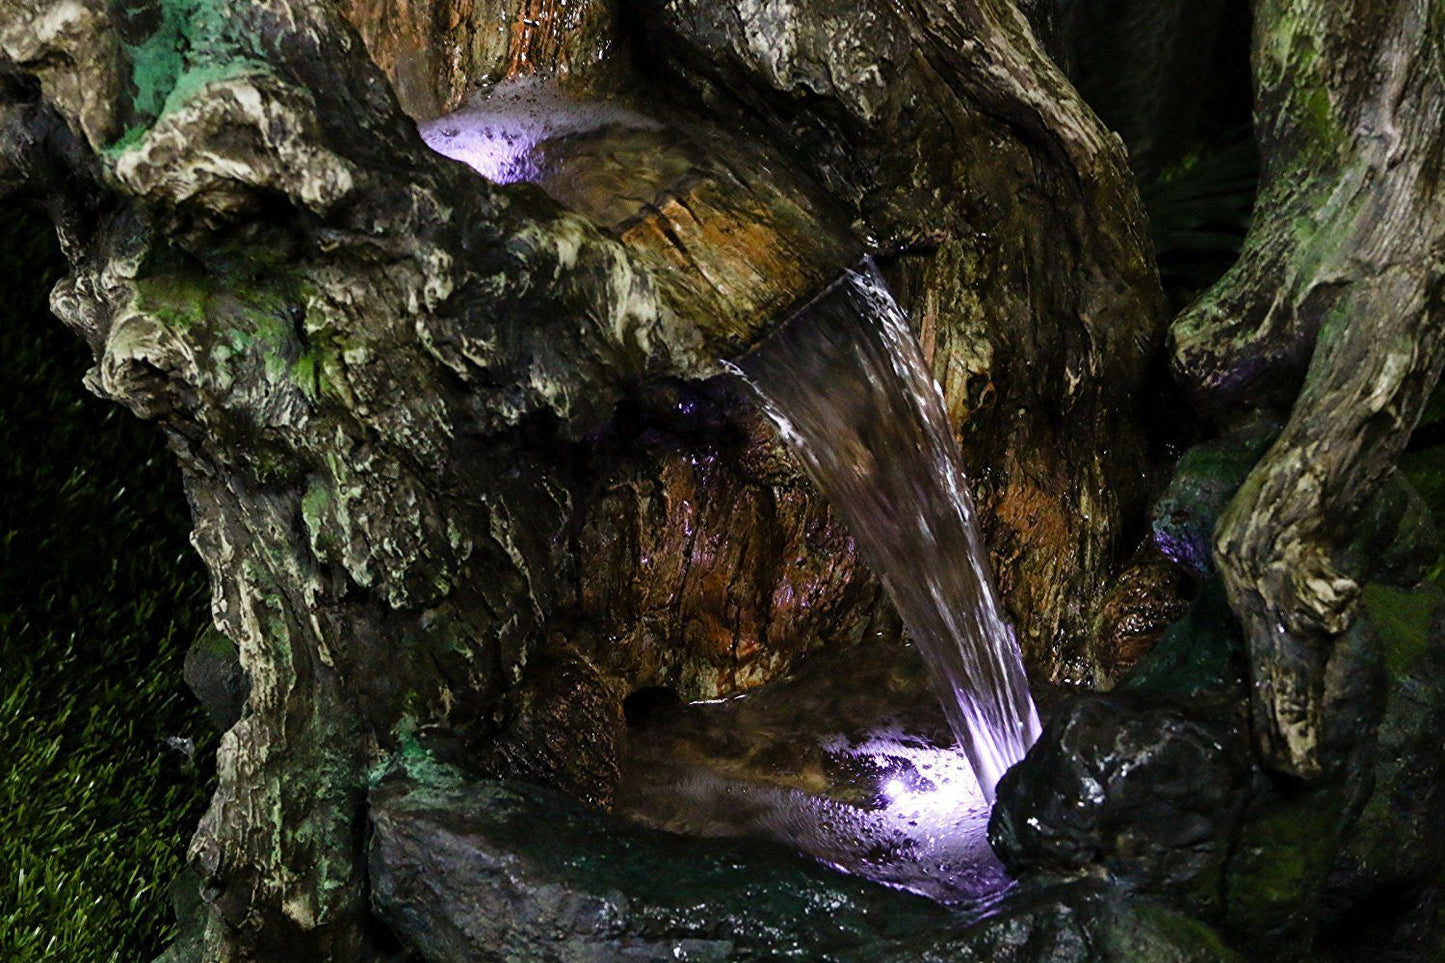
[732,261,1041,800]
[617,640,1020,906]
[421,80,1039,827]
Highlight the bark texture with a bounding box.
[636,0,1169,675]
[0,0,1165,957]
[1170,0,1445,776]
[341,0,619,119]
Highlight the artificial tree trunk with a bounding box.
[0,0,1166,958]
[1170,0,1445,778]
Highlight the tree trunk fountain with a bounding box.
[1,0,1441,959]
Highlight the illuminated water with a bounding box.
[732,262,1041,800]
[421,83,1040,885]
[419,77,661,185]
[618,642,1016,905]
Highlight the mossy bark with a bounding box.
[1170,0,1445,777]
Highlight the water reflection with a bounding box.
[618,642,1016,906]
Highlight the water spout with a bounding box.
[420,80,1039,799]
[732,260,1042,800]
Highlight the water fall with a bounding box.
[733,261,1042,800]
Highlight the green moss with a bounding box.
[1224,791,1342,942]
[115,0,271,151]
[1339,473,1442,588]
[301,476,334,554]
[291,350,320,401]
[1403,449,1445,516]
[134,274,211,330]
[1151,417,1282,577]
[1106,902,1244,962]
[125,1,191,123]
[370,717,465,793]
[1300,86,1336,149]
[190,625,235,659]
[1363,583,1441,677]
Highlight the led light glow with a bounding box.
[419,77,661,185]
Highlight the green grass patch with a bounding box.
[0,213,214,961]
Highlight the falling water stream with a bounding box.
[422,84,1042,900]
[732,261,1041,801]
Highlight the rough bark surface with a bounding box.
[332,0,1172,678]
[0,0,1165,957]
[636,0,1169,675]
[1170,0,1445,776]
[341,0,619,119]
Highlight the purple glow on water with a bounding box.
[626,729,1009,904]
[616,641,1020,906]
[418,77,661,185]
[844,736,991,834]
[423,120,540,184]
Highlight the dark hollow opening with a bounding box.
[622,686,683,728]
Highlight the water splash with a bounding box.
[732,261,1041,800]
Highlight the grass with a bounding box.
[0,212,215,960]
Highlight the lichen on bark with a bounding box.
[1170,0,1445,777]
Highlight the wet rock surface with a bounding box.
[615,641,1013,905]
[369,754,1241,963]
[1313,585,1445,959]
[990,697,1253,916]
[1150,416,1281,578]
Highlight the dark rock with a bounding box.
[1315,615,1387,783]
[182,626,249,730]
[924,883,1243,962]
[1119,576,1247,703]
[367,757,961,961]
[369,753,1241,962]
[153,868,207,963]
[989,697,1253,917]
[1089,541,1194,686]
[1317,583,1445,957]
[1338,473,1442,590]
[1150,416,1281,578]
[1220,785,1349,955]
[1211,590,1425,957]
